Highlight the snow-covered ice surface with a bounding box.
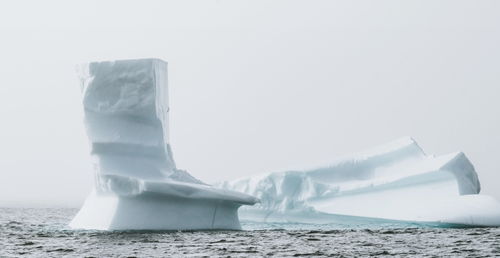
[218,138,500,227]
[70,59,257,230]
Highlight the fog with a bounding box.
[0,0,499,207]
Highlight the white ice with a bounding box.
[70,59,257,230]
[217,138,500,227]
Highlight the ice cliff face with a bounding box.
[79,59,198,183]
[70,59,257,230]
[218,138,500,227]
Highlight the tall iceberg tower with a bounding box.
[70,59,257,230]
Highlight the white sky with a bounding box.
[0,0,499,207]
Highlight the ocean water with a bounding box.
[1,208,499,257]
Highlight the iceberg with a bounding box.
[218,138,500,227]
[70,59,257,230]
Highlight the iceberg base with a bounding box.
[70,191,243,230]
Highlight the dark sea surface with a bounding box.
[1,208,499,257]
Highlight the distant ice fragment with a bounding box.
[218,137,500,227]
[70,59,257,230]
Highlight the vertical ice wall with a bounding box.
[78,59,176,180]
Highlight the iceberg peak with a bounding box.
[70,59,257,230]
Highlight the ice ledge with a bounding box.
[95,174,258,205]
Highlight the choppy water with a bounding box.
[1,208,500,257]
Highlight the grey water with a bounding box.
[1,208,499,257]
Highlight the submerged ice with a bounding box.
[70,59,257,230]
[218,138,500,227]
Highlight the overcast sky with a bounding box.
[0,0,499,207]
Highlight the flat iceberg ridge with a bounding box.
[70,59,257,230]
[217,137,500,227]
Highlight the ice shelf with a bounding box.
[217,138,500,227]
[70,59,257,230]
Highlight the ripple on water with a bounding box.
[1,208,500,257]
